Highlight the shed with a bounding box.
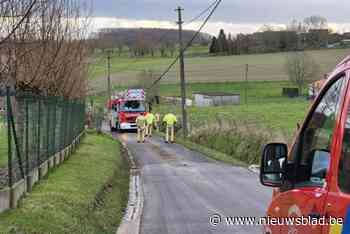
[193,92,240,107]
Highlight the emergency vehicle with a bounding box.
[260,56,350,234]
[108,89,147,131]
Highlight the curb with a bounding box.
[116,141,143,234]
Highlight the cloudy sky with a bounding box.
[89,0,350,35]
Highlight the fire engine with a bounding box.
[260,56,350,234]
[107,89,147,131]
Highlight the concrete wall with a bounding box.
[193,94,213,107]
[163,97,193,107]
[0,131,85,214]
[194,94,240,107]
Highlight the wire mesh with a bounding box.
[0,90,85,189]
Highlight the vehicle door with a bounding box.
[270,74,348,234]
[323,70,350,234]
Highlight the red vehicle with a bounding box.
[260,56,350,234]
[108,89,147,131]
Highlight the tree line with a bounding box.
[209,16,350,55]
[93,28,211,57]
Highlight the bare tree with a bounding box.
[303,15,328,31]
[287,19,307,33]
[285,51,320,95]
[0,0,91,99]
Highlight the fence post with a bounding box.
[52,97,57,156]
[8,98,25,180]
[37,99,41,168]
[6,87,13,208]
[244,64,248,105]
[25,98,30,192]
[46,98,50,161]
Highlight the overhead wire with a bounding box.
[91,1,222,81]
[148,0,223,90]
[184,0,219,25]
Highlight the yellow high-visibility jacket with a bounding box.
[163,113,177,126]
[146,113,155,125]
[136,115,146,128]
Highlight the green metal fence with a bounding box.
[0,88,85,189]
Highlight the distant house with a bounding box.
[328,39,350,49]
[193,92,240,107]
[341,39,350,47]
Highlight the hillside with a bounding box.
[88,48,350,93]
[96,27,211,48]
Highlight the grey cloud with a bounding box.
[91,0,350,23]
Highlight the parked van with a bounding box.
[260,56,350,234]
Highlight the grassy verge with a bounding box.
[0,131,129,234]
[174,134,248,167]
[158,128,262,166]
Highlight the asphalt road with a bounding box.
[116,132,272,234]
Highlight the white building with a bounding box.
[193,92,240,107]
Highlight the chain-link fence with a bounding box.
[0,88,85,190]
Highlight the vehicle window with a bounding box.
[121,101,145,112]
[339,102,350,193]
[294,77,346,186]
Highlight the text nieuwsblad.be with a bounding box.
[209,214,343,227]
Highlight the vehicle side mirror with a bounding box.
[260,143,288,187]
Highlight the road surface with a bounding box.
[116,132,272,234]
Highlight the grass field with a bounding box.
[0,131,129,233]
[89,48,350,93]
[151,79,310,141]
[91,80,310,140]
[90,80,304,107]
[157,80,304,100]
[153,96,309,164]
[155,99,309,140]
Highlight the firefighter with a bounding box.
[136,114,146,143]
[154,113,161,130]
[163,113,177,143]
[145,112,155,137]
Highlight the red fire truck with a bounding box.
[107,89,147,132]
[260,56,350,233]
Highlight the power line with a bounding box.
[148,0,223,90]
[184,0,219,25]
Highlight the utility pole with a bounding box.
[176,6,188,137]
[244,64,248,105]
[107,50,112,103]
